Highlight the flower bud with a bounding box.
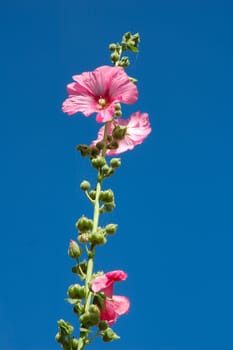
[111,52,120,62]
[102,328,120,342]
[110,158,121,168]
[68,240,82,259]
[105,224,118,235]
[57,319,74,336]
[109,43,116,51]
[71,338,79,350]
[103,203,115,212]
[80,309,100,327]
[90,146,100,157]
[91,156,106,169]
[114,110,122,117]
[55,332,64,343]
[80,180,90,191]
[112,125,127,140]
[96,141,104,150]
[73,303,85,315]
[68,284,86,299]
[88,232,106,245]
[98,320,108,331]
[88,190,96,200]
[75,216,93,232]
[100,190,114,203]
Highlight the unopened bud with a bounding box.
[75,216,93,232]
[80,180,90,191]
[57,319,74,336]
[105,224,118,235]
[112,125,127,140]
[102,328,120,342]
[110,158,121,168]
[55,333,64,343]
[68,240,82,259]
[109,43,116,51]
[80,309,100,327]
[68,284,86,299]
[88,232,106,245]
[111,52,120,62]
[71,338,79,349]
[91,156,106,169]
[98,320,108,331]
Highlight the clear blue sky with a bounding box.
[1,1,233,350]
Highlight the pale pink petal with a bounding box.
[108,68,138,104]
[62,66,138,121]
[91,112,151,154]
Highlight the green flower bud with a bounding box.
[115,103,121,111]
[71,338,79,350]
[96,141,104,150]
[80,180,90,191]
[109,43,116,51]
[88,232,106,245]
[123,31,131,40]
[102,328,120,342]
[55,332,64,343]
[101,190,114,203]
[105,223,118,235]
[80,310,100,327]
[68,284,86,299]
[103,202,115,212]
[111,52,120,62]
[73,303,85,315]
[68,240,82,259]
[110,158,121,168]
[88,190,96,200]
[57,319,74,336]
[112,125,127,140]
[114,110,122,117]
[91,156,106,169]
[90,146,100,157]
[75,216,93,232]
[89,304,100,314]
[98,320,108,331]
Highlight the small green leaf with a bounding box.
[128,45,139,53]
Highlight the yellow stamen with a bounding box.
[98,97,107,109]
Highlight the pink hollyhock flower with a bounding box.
[92,270,130,326]
[92,112,151,155]
[62,66,138,123]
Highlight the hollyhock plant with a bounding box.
[92,111,151,155]
[92,270,130,326]
[62,65,138,123]
[56,32,151,350]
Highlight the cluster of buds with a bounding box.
[109,31,140,67]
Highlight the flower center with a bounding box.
[98,97,107,109]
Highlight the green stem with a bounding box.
[78,123,110,350]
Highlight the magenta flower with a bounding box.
[92,270,130,326]
[92,112,151,155]
[62,66,138,123]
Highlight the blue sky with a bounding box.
[1,1,233,350]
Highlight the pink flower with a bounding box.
[92,270,130,326]
[62,66,138,123]
[92,112,151,155]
